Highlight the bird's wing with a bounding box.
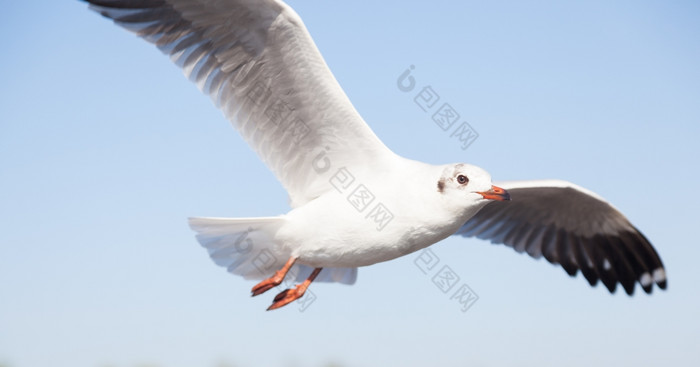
[85,0,394,207]
[455,179,666,295]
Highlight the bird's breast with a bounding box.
[275,192,463,268]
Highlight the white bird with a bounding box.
[85,0,666,310]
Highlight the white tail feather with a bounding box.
[188,217,357,285]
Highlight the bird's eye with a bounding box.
[457,175,469,185]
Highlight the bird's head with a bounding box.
[437,163,510,213]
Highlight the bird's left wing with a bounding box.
[454,180,667,295]
[84,0,394,207]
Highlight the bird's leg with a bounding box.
[251,256,297,297]
[267,267,322,311]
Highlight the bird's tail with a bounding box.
[188,216,357,284]
[189,216,287,280]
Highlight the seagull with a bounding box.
[84,0,667,310]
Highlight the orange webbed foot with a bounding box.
[250,256,297,297]
[266,267,322,311]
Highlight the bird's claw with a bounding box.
[267,286,305,311]
[250,256,298,297]
[251,280,279,297]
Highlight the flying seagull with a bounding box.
[83,0,666,310]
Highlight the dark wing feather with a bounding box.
[455,180,666,295]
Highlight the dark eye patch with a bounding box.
[437,178,445,192]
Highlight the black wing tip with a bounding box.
[621,281,636,296]
[602,278,617,293]
[584,229,668,297]
[598,266,667,296]
[563,264,578,277]
[654,267,668,290]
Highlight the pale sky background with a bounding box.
[1,1,699,367]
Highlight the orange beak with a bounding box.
[478,185,511,201]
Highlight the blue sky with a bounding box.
[1,1,699,366]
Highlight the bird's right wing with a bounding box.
[85,0,395,207]
[455,180,667,295]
